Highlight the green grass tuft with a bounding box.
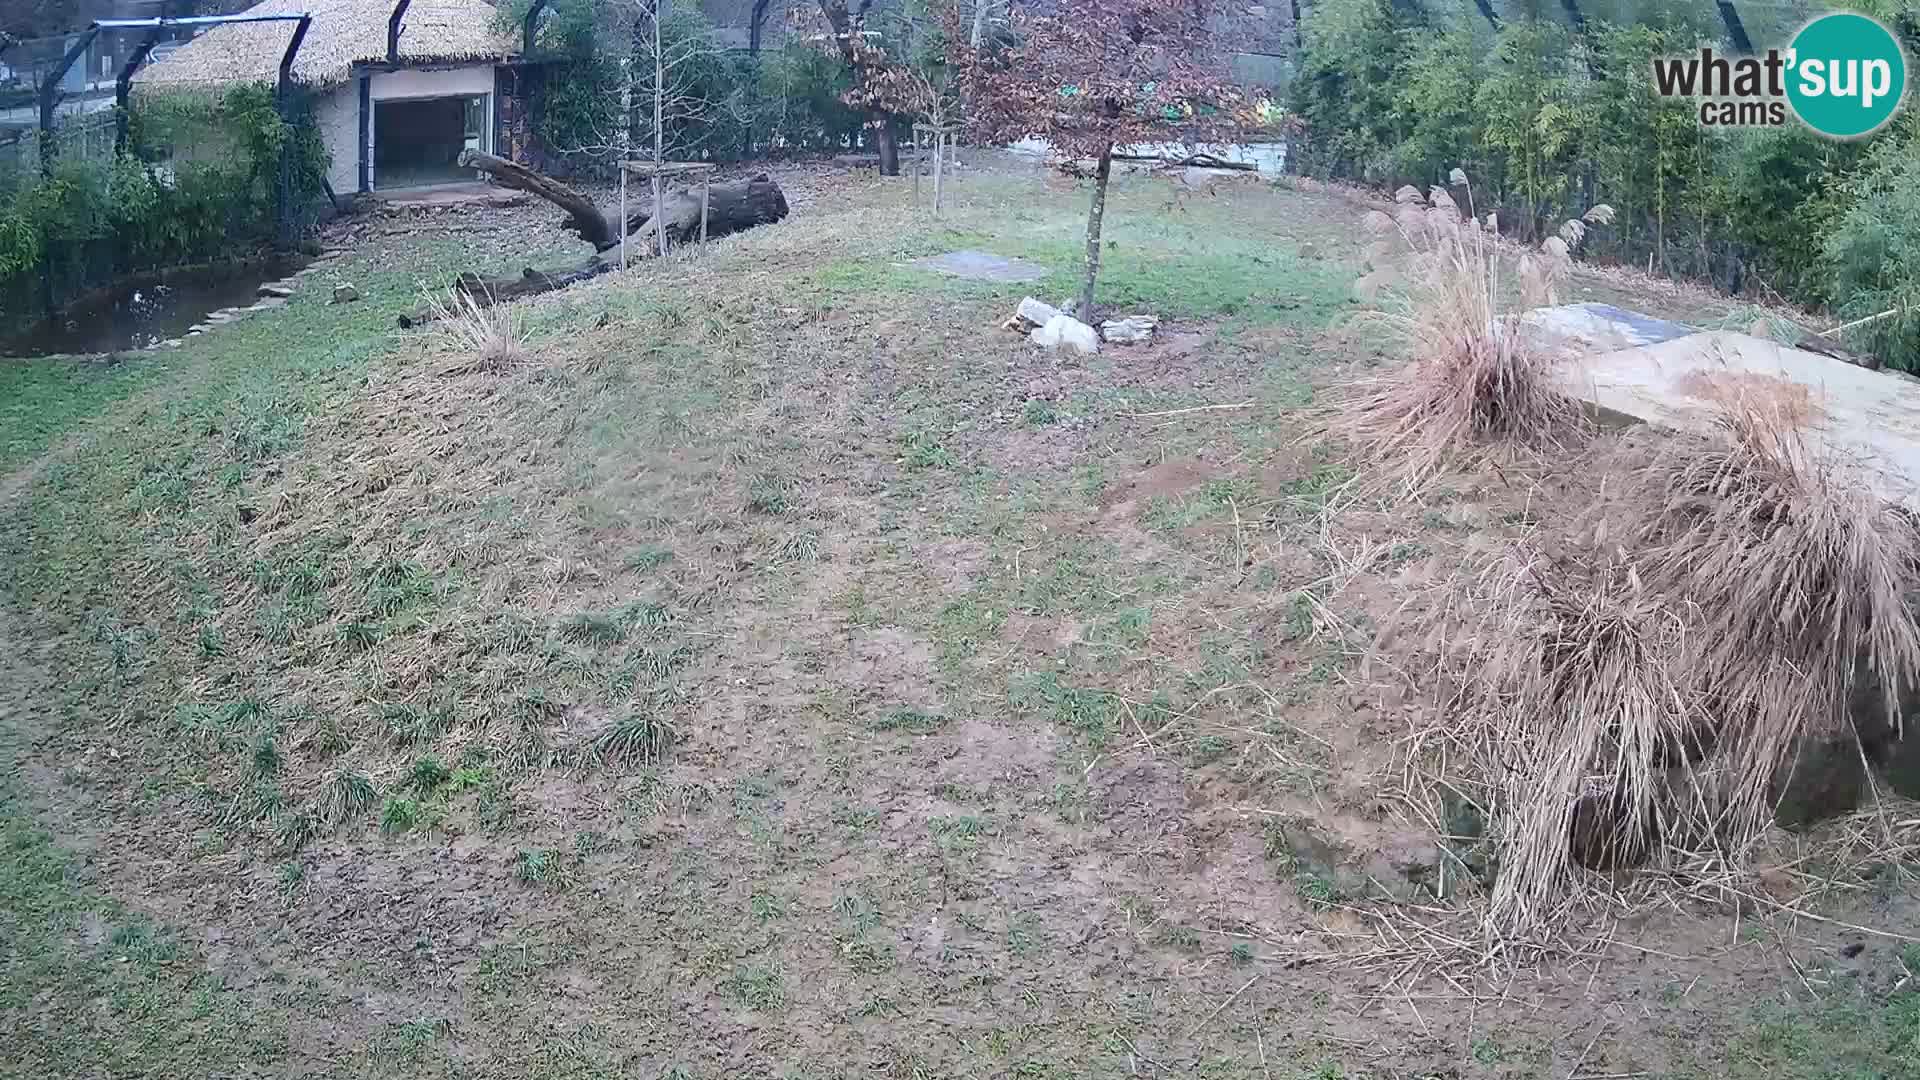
[380,797,422,835]
[725,964,784,1010]
[745,473,794,514]
[410,755,452,792]
[514,848,575,890]
[872,707,944,733]
[316,769,377,828]
[585,712,672,766]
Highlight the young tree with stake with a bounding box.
[955,0,1254,319]
[525,0,745,258]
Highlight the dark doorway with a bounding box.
[374,95,484,188]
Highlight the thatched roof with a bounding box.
[135,0,516,90]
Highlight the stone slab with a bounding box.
[1524,301,1696,350]
[1562,327,1920,508]
[909,250,1048,283]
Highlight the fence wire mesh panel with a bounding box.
[1,75,329,325]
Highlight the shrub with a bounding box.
[1,82,328,311]
[754,42,868,155]
[519,2,761,172]
[1339,179,1601,488]
[1284,3,1920,346]
[1820,120,1920,371]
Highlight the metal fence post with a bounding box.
[275,14,312,247]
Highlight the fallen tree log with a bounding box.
[398,155,794,328]
[617,174,790,252]
[455,150,791,252]
[396,255,616,329]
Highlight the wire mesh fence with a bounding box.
[1,76,330,324]
[0,108,119,194]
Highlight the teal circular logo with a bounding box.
[1786,13,1907,138]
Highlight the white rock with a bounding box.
[1031,313,1100,355]
[1101,315,1160,344]
[258,283,294,299]
[1016,296,1060,327]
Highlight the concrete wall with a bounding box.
[315,83,359,196]
[315,65,499,193]
[369,65,495,101]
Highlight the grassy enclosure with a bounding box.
[1,155,1917,1078]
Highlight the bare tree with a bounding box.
[969,0,996,47]
[956,0,1255,317]
[543,0,747,259]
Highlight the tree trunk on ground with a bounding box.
[620,176,790,251]
[458,149,619,248]
[396,257,618,327]
[399,159,793,328]
[1080,141,1112,320]
[458,149,790,252]
[875,121,900,176]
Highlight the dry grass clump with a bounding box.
[1627,403,1920,830]
[1340,176,1606,490]
[1460,552,1702,927]
[1424,399,1920,936]
[423,287,533,375]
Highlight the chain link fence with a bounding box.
[1,69,329,323]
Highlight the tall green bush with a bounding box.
[0,82,327,314]
[1821,119,1920,371]
[1289,0,1415,181]
[1288,0,1920,368]
[1387,16,1489,189]
[754,42,867,155]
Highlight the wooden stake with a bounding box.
[652,173,665,256]
[700,176,710,243]
[932,132,945,218]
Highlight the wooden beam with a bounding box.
[387,0,411,61]
[621,160,719,177]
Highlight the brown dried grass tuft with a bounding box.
[1420,399,1920,937]
[1462,551,1702,928]
[1626,402,1920,829]
[424,288,533,375]
[1338,182,1606,491]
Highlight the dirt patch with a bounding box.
[1096,455,1222,509]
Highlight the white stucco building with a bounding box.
[135,0,521,195]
